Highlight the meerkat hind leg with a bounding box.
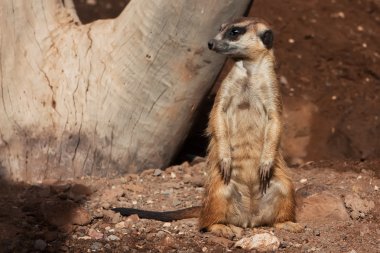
[274,221,303,233]
[208,224,243,239]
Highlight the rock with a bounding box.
[34,239,47,251]
[68,184,92,201]
[191,176,204,187]
[125,214,140,224]
[160,235,177,249]
[313,229,320,236]
[93,209,104,218]
[156,230,166,239]
[77,236,92,240]
[72,207,92,225]
[42,200,92,226]
[88,228,103,240]
[90,242,103,251]
[154,169,163,176]
[183,174,192,184]
[111,212,122,224]
[296,191,350,223]
[300,178,308,184]
[115,221,126,229]
[344,194,375,219]
[102,209,121,224]
[107,235,120,241]
[163,222,171,228]
[100,187,125,202]
[234,233,280,252]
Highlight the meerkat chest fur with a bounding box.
[217,57,277,184]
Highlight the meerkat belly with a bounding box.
[226,95,267,183]
[222,95,269,227]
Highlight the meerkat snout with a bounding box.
[208,39,215,50]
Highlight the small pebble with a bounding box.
[34,239,47,251]
[163,222,171,228]
[374,186,379,191]
[153,169,163,176]
[288,38,295,43]
[300,178,308,184]
[115,221,126,229]
[314,229,321,236]
[90,242,103,251]
[202,247,208,252]
[107,235,120,241]
[156,230,166,238]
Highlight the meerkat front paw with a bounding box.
[220,157,232,185]
[259,160,274,194]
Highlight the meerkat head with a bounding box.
[208,17,273,60]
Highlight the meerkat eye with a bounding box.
[226,27,246,40]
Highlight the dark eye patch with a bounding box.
[224,26,246,40]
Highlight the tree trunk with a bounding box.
[0,0,251,182]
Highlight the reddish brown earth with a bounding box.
[1,0,379,252]
[0,160,379,252]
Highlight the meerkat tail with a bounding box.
[112,206,201,222]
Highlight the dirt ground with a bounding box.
[0,0,379,252]
[0,160,379,252]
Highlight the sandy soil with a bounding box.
[0,160,379,252]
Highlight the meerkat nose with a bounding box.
[208,40,215,50]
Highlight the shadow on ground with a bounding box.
[0,179,92,252]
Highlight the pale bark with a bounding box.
[0,0,251,182]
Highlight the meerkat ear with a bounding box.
[260,30,274,49]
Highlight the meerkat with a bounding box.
[113,17,302,238]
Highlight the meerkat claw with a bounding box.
[259,162,273,194]
[220,157,232,184]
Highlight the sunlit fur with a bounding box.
[200,17,302,236]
